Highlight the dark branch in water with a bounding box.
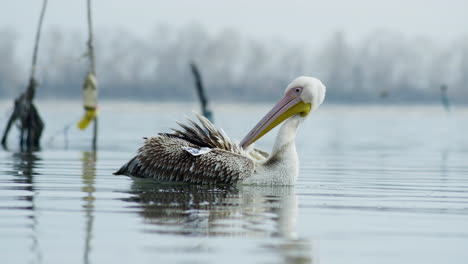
[2,79,44,151]
[30,0,47,80]
[2,0,47,151]
[190,62,213,122]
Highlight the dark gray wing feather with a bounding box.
[115,113,255,184]
[114,135,254,184]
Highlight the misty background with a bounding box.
[0,0,467,103]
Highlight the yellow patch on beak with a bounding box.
[298,101,312,117]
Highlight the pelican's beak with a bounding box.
[240,93,311,149]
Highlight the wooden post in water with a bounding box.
[78,0,98,150]
[1,0,47,151]
[190,62,213,122]
[87,0,98,150]
[440,84,450,112]
[77,0,99,150]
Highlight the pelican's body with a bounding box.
[115,76,326,185]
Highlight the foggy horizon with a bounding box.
[1,0,467,104]
[1,23,467,104]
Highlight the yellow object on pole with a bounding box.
[78,109,97,130]
[78,73,98,130]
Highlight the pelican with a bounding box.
[115,76,326,185]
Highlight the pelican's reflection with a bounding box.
[125,181,240,235]
[11,151,42,264]
[81,151,96,264]
[124,180,316,263]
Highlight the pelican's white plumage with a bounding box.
[115,76,326,185]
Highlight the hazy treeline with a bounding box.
[1,24,467,103]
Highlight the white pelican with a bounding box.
[115,76,326,185]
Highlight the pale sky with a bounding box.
[2,0,467,59]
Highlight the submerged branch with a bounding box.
[2,0,47,151]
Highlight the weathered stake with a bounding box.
[87,0,98,150]
[190,62,213,122]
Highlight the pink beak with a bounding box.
[240,90,311,149]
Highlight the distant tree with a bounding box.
[319,31,353,97]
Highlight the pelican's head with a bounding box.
[285,76,326,112]
[240,76,326,149]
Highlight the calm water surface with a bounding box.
[1,101,467,264]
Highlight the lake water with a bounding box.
[1,101,467,264]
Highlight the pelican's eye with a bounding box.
[294,87,302,94]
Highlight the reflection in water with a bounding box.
[3,105,467,264]
[81,152,96,264]
[124,180,316,263]
[11,152,42,264]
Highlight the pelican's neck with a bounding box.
[261,115,302,185]
[272,115,302,155]
[243,115,303,185]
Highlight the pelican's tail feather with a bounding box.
[114,155,142,176]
